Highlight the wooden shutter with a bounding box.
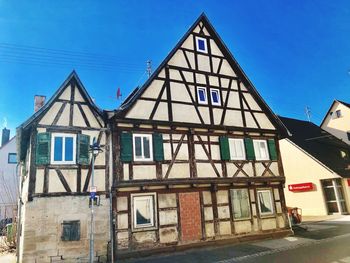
[36,132,51,165]
[219,136,230,161]
[267,139,278,161]
[244,138,255,160]
[61,221,80,241]
[120,132,133,162]
[77,134,90,165]
[153,133,164,161]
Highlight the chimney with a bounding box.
[34,95,46,113]
[1,128,10,147]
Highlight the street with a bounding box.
[119,216,350,263]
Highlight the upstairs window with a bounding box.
[253,140,269,161]
[229,139,246,160]
[210,88,221,106]
[336,110,342,118]
[133,134,153,161]
[8,153,17,164]
[195,36,208,53]
[51,133,76,164]
[197,87,208,104]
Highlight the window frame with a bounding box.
[195,36,208,53]
[210,88,221,106]
[230,188,251,220]
[8,153,17,164]
[50,133,77,165]
[131,193,157,231]
[336,110,342,118]
[197,86,208,105]
[253,139,269,161]
[228,138,246,160]
[132,134,153,162]
[257,189,274,216]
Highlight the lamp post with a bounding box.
[89,137,103,263]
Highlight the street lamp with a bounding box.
[89,137,103,263]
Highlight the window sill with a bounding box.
[131,226,158,233]
[259,214,276,219]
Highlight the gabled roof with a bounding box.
[115,13,288,136]
[280,116,350,177]
[320,99,350,127]
[18,70,103,130]
[0,136,16,151]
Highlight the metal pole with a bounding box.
[89,152,95,263]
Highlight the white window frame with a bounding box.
[197,86,208,105]
[195,36,208,53]
[210,88,221,106]
[133,134,153,161]
[51,133,77,165]
[131,193,157,231]
[253,139,269,161]
[230,188,251,220]
[257,189,274,216]
[229,138,246,160]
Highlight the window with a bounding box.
[8,153,17,164]
[336,110,342,118]
[51,133,76,164]
[253,140,269,161]
[231,189,251,220]
[257,189,274,216]
[195,36,208,53]
[61,220,80,241]
[210,88,221,106]
[229,139,245,160]
[133,134,153,161]
[197,87,208,104]
[131,193,157,230]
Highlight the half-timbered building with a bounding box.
[16,71,110,262]
[111,14,291,256]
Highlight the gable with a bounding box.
[121,14,282,132]
[37,73,104,129]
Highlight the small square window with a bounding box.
[8,153,17,164]
[231,189,251,220]
[253,140,269,161]
[195,36,208,53]
[131,193,157,231]
[61,220,80,241]
[197,87,208,104]
[210,88,221,106]
[257,189,274,216]
[51,133,76,164]
[229,139,245,160]
[133,134,153,161]
[336,110,342,118]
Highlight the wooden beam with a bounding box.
[55,169,72,192]
[164,134,186,179]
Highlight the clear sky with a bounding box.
[1,1,350,136]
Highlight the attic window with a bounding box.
[197,87,208,104]
[340,150,349,160]
[336,110,342,118]
[195,37,208,53]
[347,132,350,141]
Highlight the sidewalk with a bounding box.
[302,214,347,223]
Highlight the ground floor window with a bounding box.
[230,189,251,220]
[131,193,157,230]
[257,189,274,216]
[61,220,80,241]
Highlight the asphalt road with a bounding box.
[119,217,350,263]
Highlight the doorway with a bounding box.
[321,179,347,214]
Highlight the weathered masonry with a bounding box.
[110,14,291,255]
[17,72,111,262]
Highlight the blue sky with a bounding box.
[1,1,350,136]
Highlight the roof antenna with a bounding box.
[146,60,152,78]
[305,106,312,122]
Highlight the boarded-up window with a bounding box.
[61,220,80,241]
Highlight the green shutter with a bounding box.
[120,132,132,162]
[36,132,51,165]
[153,133,164,161]
[244,138,255,160]
[77,134,90,165]
[219,136,230,161]
[267,139,278,161]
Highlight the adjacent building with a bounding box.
[279,116,350,216]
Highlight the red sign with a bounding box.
[347,179,350,187]
[288,183,314,192]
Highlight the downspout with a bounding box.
[108,124,115,262]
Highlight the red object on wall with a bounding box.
[179,192,202,241]
[288,182,314,192]
[347,179,350,187]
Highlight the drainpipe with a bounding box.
[108,125,115,262]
